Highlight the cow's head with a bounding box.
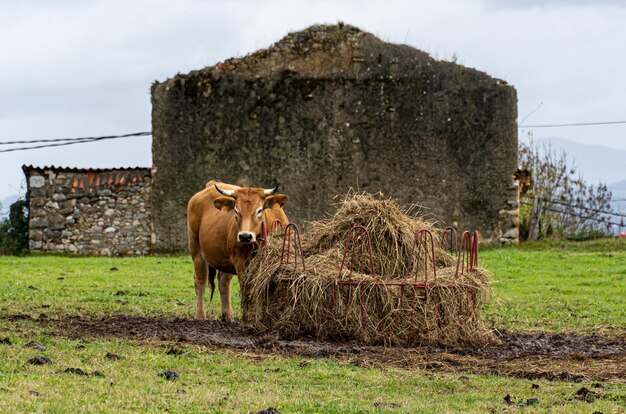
[214,184,288,244]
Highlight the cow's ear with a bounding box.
[214,197,235,211]
[264,194,288,209]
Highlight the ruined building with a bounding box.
[151,24,519,252]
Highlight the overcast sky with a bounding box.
[1,0,625,201]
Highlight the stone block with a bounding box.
[507,200,520,208]
[59,207,73,216]
[49,214,66,230]
[29,187,46,197]
[31,197,47,207]
[29,240,42,250]
[30,229,43,241]
[31,208,47,218]
[60,199,76,208]
[502,228,519,239]
[29,176,45,188]
[31,218,49,229]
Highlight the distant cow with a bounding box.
[187,180,288,321]
[513,168,533,195]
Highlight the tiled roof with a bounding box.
[22,165,151,174]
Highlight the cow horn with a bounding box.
[263,186,278,196]
[215,184,236,197]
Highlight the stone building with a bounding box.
[23,165,153,256]
[151,24,519,252]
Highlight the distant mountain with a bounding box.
[0,194,19,218]
[536,138,626,186]
[610,180,626,200]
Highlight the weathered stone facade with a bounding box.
[151,24,519,252]
[23,166,153,256]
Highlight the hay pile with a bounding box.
[303,193,456,275]
[242,193,497,347]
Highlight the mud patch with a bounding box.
[28,356,52,365]
[37,315,626,382]
[60,367,104,377]
[105,352,123,360]
[158,370,179,381]
[24,341,45,351]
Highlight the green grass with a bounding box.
[0,255,235,320]
[1,239,625,413]
[481,239,626,332]
[1,324,624,413]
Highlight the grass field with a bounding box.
[482,238,626,333]
[1,239,625,413]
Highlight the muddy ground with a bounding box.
[20,314,624,383]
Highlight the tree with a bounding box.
[0,198,29,255]
[518,137,613,240]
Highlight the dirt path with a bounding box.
[33,314,625,383]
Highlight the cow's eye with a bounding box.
[256,208,263,217]
[234,208,240,217]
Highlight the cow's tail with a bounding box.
[208,267,217,301]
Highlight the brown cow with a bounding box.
[187,180,288,321]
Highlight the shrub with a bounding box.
[518,137,613,241]
[0,198,29,255]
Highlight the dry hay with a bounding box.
[241,193,497,347]
[303,192,456,275]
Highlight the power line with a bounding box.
[519,120,626,128]
[0,116,625,153]
[0,132,151,154]
[0,116,624,152]
[0,131,150,145]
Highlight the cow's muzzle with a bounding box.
[237,232,255,244]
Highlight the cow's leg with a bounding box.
[188,224,209,320]
[193,255,209,320]
[218,272,235,322]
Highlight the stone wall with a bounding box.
[151,24,519,252]
[23,166,153,256]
